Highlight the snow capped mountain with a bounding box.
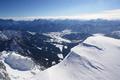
[0,19,120,80]
[106,31,120,39]
[0,30,86,80]
[31,34,120,80]
[0,19,120,33]
[0,30,80,69]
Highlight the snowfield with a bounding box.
[0,51,40,80]
[30,34,120,80]
[45,32,71,43]
[5,52,35,71]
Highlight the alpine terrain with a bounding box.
[0,19,120,80]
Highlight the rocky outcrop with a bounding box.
[0,61,10,80]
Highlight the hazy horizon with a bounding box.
[0,0,120,20]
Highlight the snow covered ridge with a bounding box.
[31,34,120,80]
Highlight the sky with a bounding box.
[0,0,120,20]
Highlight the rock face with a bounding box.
[0,61,10,80]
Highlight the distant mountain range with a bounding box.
[0,19,120,33]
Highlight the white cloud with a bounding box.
[1,9,120,20]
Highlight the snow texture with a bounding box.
[4,52,35,71]
[30,34,120,80]
[0,51,40,80]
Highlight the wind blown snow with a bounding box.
[30,34,120,80]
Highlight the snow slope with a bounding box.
[5,52,35,71]
[0,51,40,80]
[30,34,120,80]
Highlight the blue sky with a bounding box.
[0,0,120,19]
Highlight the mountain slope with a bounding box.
[30,34,120,80]
[0,30,81,69]
[0,30,88,80]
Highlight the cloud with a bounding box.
[1,9,120,20]
[79,9,120,20]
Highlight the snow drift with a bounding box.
[5,52,35,71]
[0,51,40,80]
[30,34,120,80]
